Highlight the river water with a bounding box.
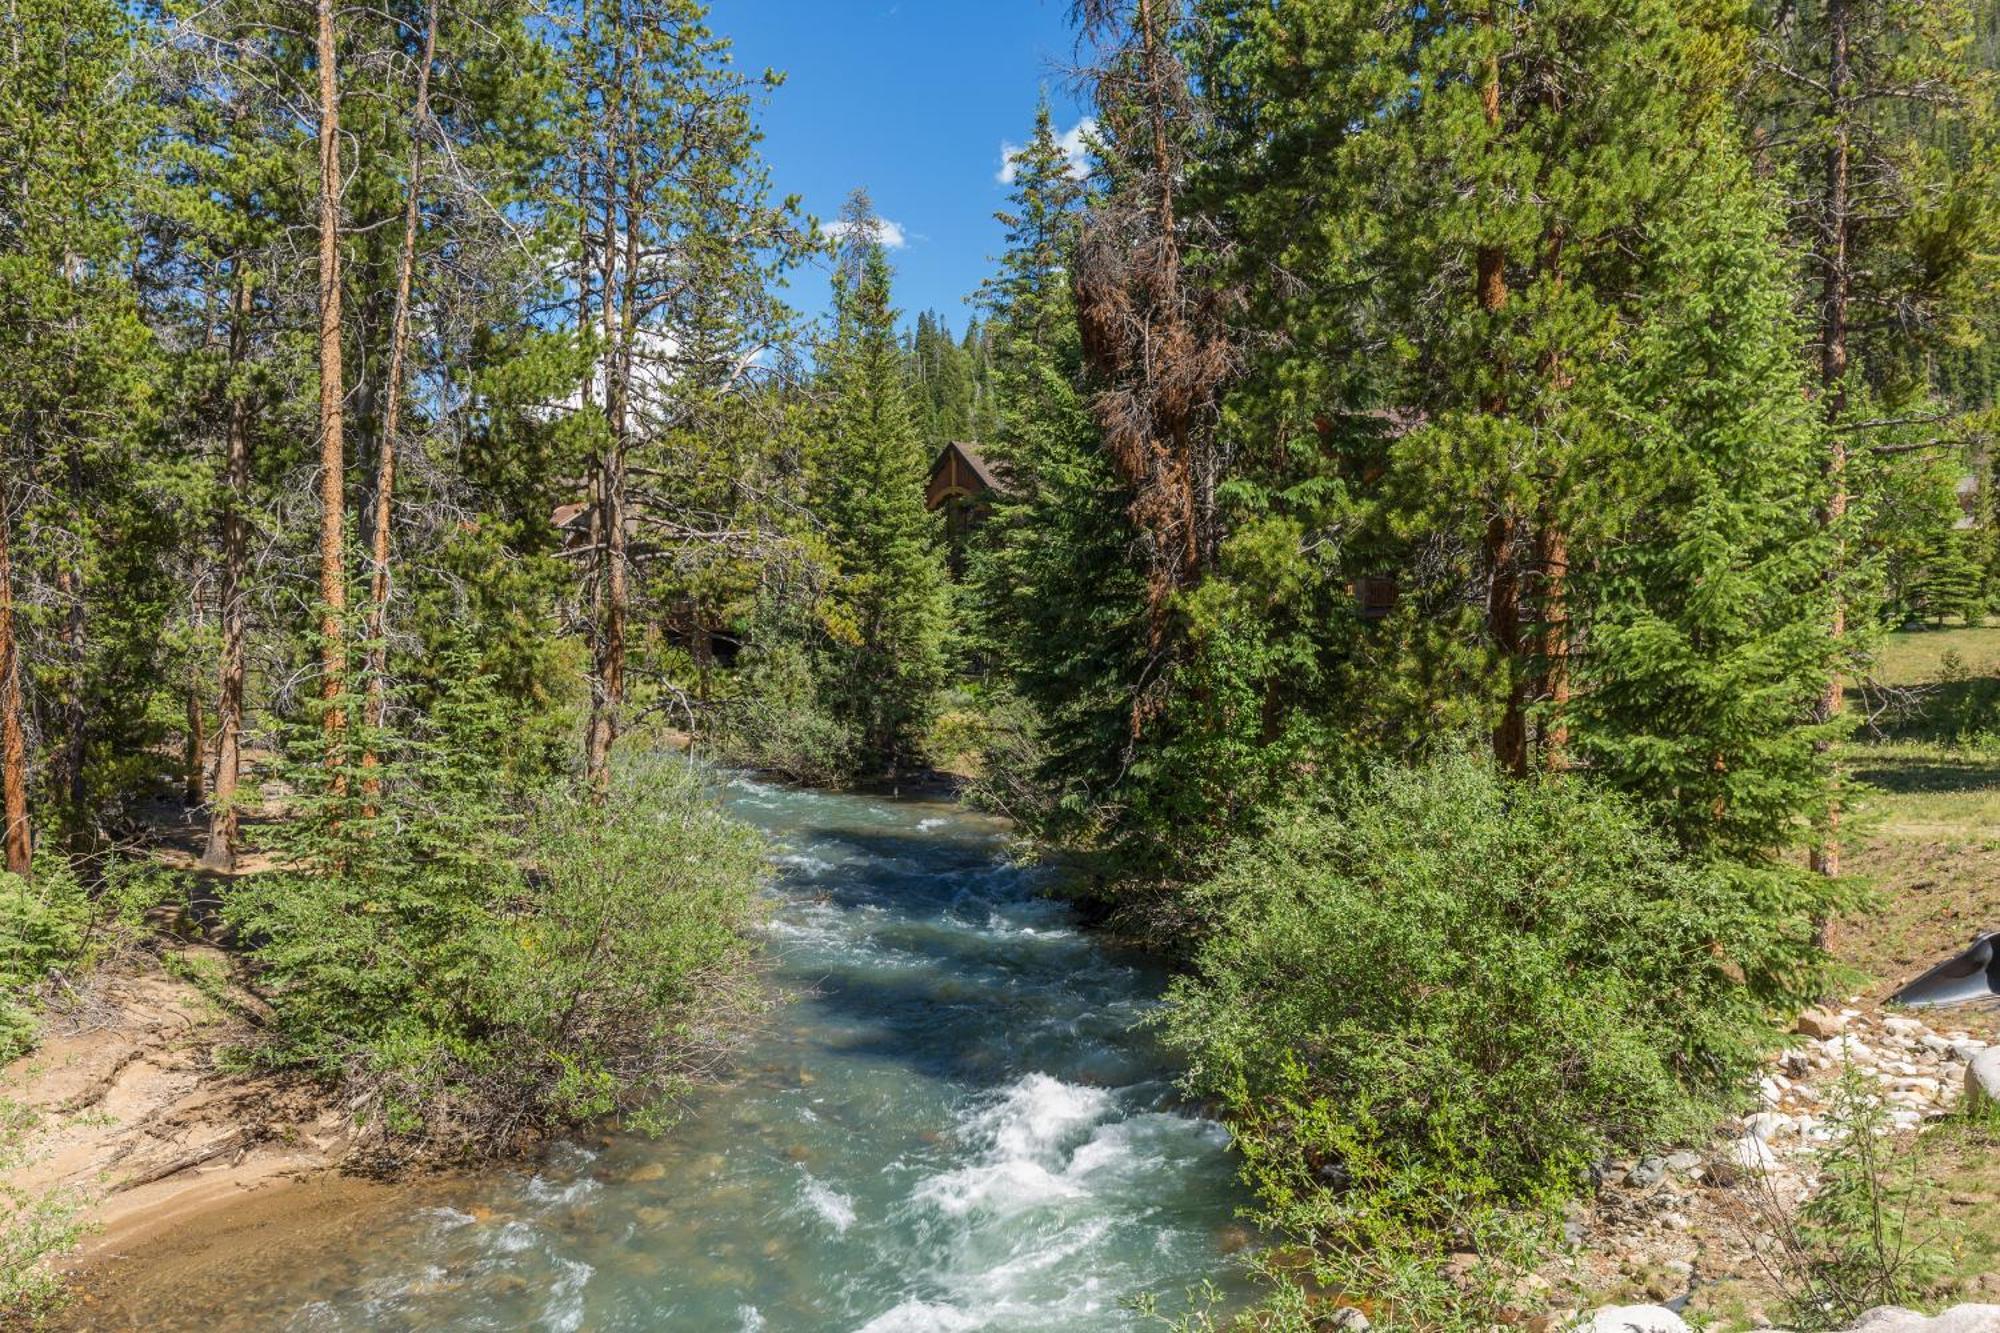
[110,776,1252,1330]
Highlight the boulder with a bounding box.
[1969,1048,2000,1116]
[1579,1305,1690,1333]
[1797,1009,1846,1039]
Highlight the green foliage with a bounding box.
[503,760,763,1131]
[1157,753,1831,1229]
[811,191,953,775]
[724,607,860,786]
[0,859,144,1062]
[1757,1066,1955,1330]
[228,667,761,1151]
[0,1176,84,1322]
[1,1095,88,1321]
[966,104,1163,854]
[1572,157,1845,862]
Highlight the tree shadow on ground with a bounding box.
[1854,755,2000,795]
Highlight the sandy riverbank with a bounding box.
[1,953,370,1309]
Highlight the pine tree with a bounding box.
[1193,0,1844,864]
[817,190,951,774]
[0,0,159,857]
[1749,0,2000,875]
[969,104,1154,842]
[554,0,805,791]
[1572,152,1841,863]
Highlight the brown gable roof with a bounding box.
[929,440,998,492]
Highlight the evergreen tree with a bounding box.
[816,190,951,774]
[1192,0,1843,867]
[0,0,161,857]
[905,310,974,450]
[1749,0,2000,874]
[969,104,1153,843]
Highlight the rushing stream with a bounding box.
[111,776,1253,1330]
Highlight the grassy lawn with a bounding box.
[1840,621,2000,1034]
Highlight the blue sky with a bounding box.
[711,0,1091,336]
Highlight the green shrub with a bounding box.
[719,635,860,786]
[0,861,103,1062]
[230,668,764,1153]
[493,761,764,1133]
[0,1099,88,1321]
[1157,751,1827,1232]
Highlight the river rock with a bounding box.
[1797,1009,1846,1038]
[1968,1048,2000,1115]
[1744,1111,1791,1141]
[1579,1304,1690,1333]
[1845,1305,2000,1332]
[1628,1155,1667,1187]
[1730,1134,1778,1173]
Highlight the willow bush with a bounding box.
[1157,751,1834,1234]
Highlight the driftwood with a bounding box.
[112,1128,248,1193]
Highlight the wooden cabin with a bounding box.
[926,441,997,567]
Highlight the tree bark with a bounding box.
[360,0,439,803]
[315,0,348,784]
[185,586,206,806]
[203,272,253,872]
[0,485,30,877]
[585,144,633,797]
[1477,15,1526,777]
[1536,514,1570,769]
[1812,0,1852,887]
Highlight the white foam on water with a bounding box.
[912,1156,1085,1217]
[915,818,948,832]
[908,1076,1117,1219]
[424,1206,475,1229]
[541,1255,593,1332]
[971,1073,1116,1162]
[493,1219,538,1254]
[854,1300,983,1332]
[737,1306,768,1332]
[800,1170,858,1233]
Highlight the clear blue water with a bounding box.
[113,776,1252,1330]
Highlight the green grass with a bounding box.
[1864,622,2000,689]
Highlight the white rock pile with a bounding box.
[1720,1003,1991,1181]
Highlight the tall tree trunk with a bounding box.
[360,0,439,803]
[185,582,206,806]
[0,487,29,877]
[1477,15,1527,776]
[315,0,348,784]
[203,273,253,872]
[1537,517,1570,770]
[1812,0,1852,888]
[585,158,634,797]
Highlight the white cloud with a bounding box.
[998,117,1097,185]
[823,217,908,249]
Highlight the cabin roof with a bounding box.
[930,440,998,493]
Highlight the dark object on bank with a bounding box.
[1889,931,1999,1009]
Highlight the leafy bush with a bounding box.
[229,670,763,1153]
[1157,752,1828,1233]
[0,1096,86,1322]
